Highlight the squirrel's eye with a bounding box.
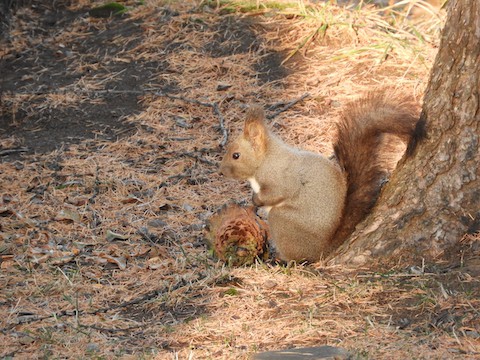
[232,152,240,160]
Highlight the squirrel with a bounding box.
[219,91,422,262]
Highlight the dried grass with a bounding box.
[1,0,479,359]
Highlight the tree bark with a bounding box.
[331,0,480,267]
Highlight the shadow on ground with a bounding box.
[0,1,289,160]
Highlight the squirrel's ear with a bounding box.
[244,105,267,152]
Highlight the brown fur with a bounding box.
[220,91,422,262]
[330,91,421,249]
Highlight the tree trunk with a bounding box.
[331,0,480,267]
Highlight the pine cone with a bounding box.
[205,204,270,266]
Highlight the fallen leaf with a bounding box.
[65,196,89,206]
[130,245,152,258]
[49,255,76,266]
[264,280,278,289]
[147,219,168,228]
[55,209,82,223]
[99,253,127,270]
[147,263,163,270]
[158,203,171,211]
[31,254,51,264]
[1,259,15,270]
[105,230,129,241]
[216,83,232,91]
[1,194,15,203]
[0,242,13,255]
[120,195,141,204]
[17,334,35,345]
[0,208,15,217]
[89,257,108,266]
[82,270,103,281]
[182,203,194,212]
[146,256,173,270]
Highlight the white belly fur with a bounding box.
[247,177,261,193]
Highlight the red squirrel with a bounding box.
[219,92,421,262]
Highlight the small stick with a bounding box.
[79,323,145,333]
[181,151,217,166]
[213,102,228,147]
[0,147,29,156]
[154,91,214,108]
[88,162,101,204]
[266,93,310,120]
[154,92,228,147]
[356,272,436,278]
[159,167,193,188]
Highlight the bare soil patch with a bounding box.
[1,1,478,359]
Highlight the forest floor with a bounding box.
[1,0,479,359]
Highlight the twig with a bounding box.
[356,272,437,279]
[266,93,310,120]
[466,299,480,316]
[153,91,214,108]
[159,167,194,188]
[79,323,145,334]
[213,102,228,147]
[88,162,101,204]
[183,152,217,166]
[0,147,29,156]
[165,150,218,166]
[154,91,228,147]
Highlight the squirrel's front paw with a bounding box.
[252,192,264,207]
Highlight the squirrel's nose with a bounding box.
[219,162,230,177]
[218,162,225,176]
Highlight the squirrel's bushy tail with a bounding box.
[330,91,422,250]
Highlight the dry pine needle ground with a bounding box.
[1,0,479,359]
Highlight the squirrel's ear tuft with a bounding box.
[245,105,265,122]
[244,105,267,152]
